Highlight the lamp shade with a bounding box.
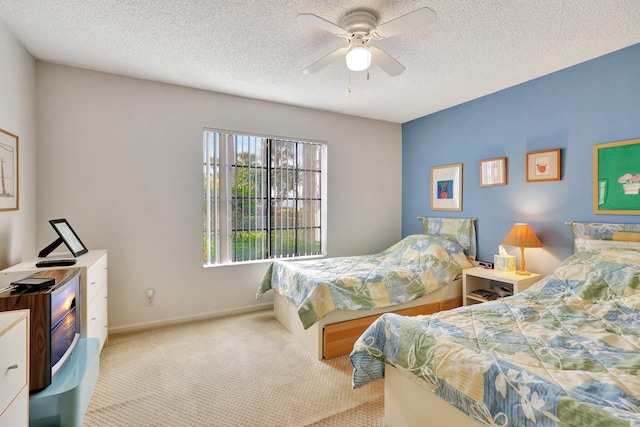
[501,223,542,248]
[501,223,542,275]
[345,46,371,71]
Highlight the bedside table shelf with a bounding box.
[463,267,541,306]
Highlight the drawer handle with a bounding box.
[91,317,97,321]
[91,281,96,285]
[7,364,18,370]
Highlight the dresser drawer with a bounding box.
[0,384,29,426]
[0,385,27,425]
[0,317,27,414]
[87,283,108,350]
[86,253,108,303]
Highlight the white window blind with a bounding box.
[203,129,326,265]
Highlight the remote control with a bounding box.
[35,259,77,268]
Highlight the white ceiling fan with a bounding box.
[298,7,437,76]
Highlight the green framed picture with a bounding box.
[593,138,640,214]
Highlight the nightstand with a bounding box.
[463,267,541,306]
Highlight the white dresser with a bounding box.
[0,309,29,426]
[2,250,108,352]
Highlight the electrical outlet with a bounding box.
[146,288,155,307]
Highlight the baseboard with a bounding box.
[108,302,274,335]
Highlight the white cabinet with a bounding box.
[2,250,108,352]
[83,251,108,351]
[0,309,29,426]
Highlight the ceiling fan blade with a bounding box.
[373,7,437,38]
[302,46,349,74]
[370,47,406,76]
[297,14,346,35]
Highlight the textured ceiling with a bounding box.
[0,1,639,123]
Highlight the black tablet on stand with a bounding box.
[38,219,89,258]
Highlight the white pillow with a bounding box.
[575,238,640,253]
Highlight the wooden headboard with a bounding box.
[612,231,640,242]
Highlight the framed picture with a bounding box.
[0,128,19,211]
[593,138,640,215]
[480,157,507,186]
[431,163,462,211]
[526,148,561,182]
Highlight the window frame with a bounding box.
[203,129,327,266]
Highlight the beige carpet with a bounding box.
[82,310,384,426]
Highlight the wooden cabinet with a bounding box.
[0,309,29,426]
[463,267,541,306]
[2,250,108,351]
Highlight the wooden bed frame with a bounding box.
[385,366,483,427]
[273,279,463,360]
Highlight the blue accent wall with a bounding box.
[402,43,640,273]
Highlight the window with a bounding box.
[203,129,326,266]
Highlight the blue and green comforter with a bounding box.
[351,248,640,426]
[256,234,473,329]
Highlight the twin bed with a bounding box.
[350,222,640,426]
[256,217,477,359]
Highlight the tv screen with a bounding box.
[50,272,80,374]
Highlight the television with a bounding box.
[50,272,80,378]
[0,268,81,391]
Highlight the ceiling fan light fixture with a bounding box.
[345,45,371,72]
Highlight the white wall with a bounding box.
[0,20,36,270]
[36,63,402,331]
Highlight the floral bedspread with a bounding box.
[256,234,473,329]
[351,248,640,426]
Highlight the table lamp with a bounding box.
[501,223,542,275]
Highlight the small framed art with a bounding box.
[480,157,507,187]
[0,128,19,211]
[526,149,560,182]
[431,163,462,211]
[593,138,640,215]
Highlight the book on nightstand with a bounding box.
[468,289,501,301]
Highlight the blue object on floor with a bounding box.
[29,338,100,427]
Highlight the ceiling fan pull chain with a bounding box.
[348,70,352,93]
